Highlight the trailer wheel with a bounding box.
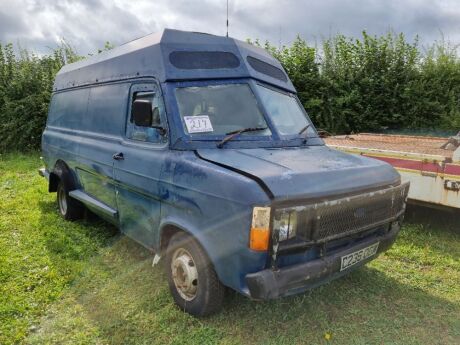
[165,232,224,316]
[56,181,84,221]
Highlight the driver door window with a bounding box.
[126,84,166,143]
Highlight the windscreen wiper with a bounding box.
[298,124,311,143]
[216,127,267,148]
[298,124,311,135]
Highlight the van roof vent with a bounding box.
[169,51,240,70]
[246,56,287,82]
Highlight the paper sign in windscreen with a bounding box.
[184,116,214,133]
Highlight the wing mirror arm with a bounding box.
[152,125,167,136]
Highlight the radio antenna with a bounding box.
[226,0,229,37]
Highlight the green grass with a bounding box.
[1,152,459,345]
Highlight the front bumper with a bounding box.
[246,223,400,300]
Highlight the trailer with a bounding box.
[325,133,460,210]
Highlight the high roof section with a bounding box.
[54,29,295,92]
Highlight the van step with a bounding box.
[69,190,118,218]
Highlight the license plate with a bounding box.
[340,242,379,271]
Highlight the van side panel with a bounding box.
[42,88,90,187]
[75,83,130,210]
[43,77,295,295]
[43,83,130,219]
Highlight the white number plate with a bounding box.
[340,242,379,271]
[184,115,214,133]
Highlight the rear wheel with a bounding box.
[165,232,224,316]
[56,181,84,220]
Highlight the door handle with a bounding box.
[112,152,124,160]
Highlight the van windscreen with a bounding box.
[175,84,271,137]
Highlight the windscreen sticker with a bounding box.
[184,115,214,133]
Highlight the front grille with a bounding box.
[297,182,409,243]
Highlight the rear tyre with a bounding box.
[165,232,224,316]
[56,181,84,221]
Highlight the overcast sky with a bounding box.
[1,0,459,55]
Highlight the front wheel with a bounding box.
[165,232,224,316]
[56,181,84,220]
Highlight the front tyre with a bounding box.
[165,232,224,316]
[56,181,84,221]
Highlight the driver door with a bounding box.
[113,82,169,248]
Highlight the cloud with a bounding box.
[0,11,27,37]
[0,0,459,55]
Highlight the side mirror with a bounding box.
[132,99,152,127]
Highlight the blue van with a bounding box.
[40,29,409,316]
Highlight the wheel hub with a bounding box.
[171,248,198,301]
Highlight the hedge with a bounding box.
[255,31,460,135]
[0,32,459,152]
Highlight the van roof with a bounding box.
[54,29,296,93]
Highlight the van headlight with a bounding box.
[249,207,299,251]
[273,209,298,241]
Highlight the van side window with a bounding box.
[47,88,90,130]
[126,87,166,143]
[86,83,130,136]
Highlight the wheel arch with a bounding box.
[158,221,225,283]
[159,221,203,255]
[49,159,79,192]
[159,223,184,254]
